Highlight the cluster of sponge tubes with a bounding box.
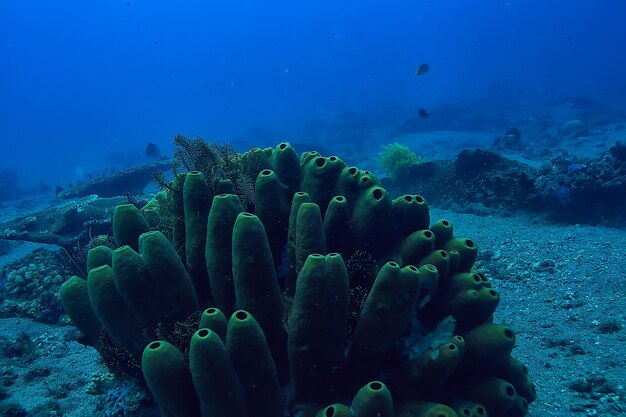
[60,143,536,417]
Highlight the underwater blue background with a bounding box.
[1,0,625,186]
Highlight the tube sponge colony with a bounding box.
[60,143,536,417]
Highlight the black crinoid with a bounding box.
[153,135,256,210]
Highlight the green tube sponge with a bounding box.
[349,263,421,367]
[232,213,284,363]
[301,155,346,211]
[189,328,248,417]
[300,150,320,168]
[430,219,454,249]
[350,186,392,256]
[255,169,290,267]
[139,231,199,331]
[400,230,436,267]
[141,203,161,229]
[287,192,312,296]
[456,377,516,416]
[489,356,536,403]
[291,404,323,417]
[451,403,487,417]
[142,341,201,417]
[403,338,464,392]
[216,178,238,195]
[153,189,168,207]
[447,250,460,275]
[87,265,146,354]
[391,194,430,239]
[395,401,458,417]
[241,147,274,180]
[461,324,516,366]
[447,272,489,295]
[199,308,228,341]
[296,203,327,278]
[87,246,113,271]
[323,195,353,256]
[442,238,478,273]
[415,270,488,323]
[288,254,348,404]
[183,171,212,305]
[335,166,362,207]
[205,193,244,315]
[168,174,188,261]
[417,264,439,305]
[450,287,499,332]
[60,276,103,349]
[60,142,535,417]
[113,204,151,251]
[508,394,529,417]
[112,245,160,331]
[350,381,393,417]
[417,250,450,282]
[226,310,282,417]
[356,170,381,193]
[316,404,354,417]
[272,142,301,198]
[449,334,466,355]
[470,404,487,417]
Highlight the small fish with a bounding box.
[418,108,430,119]
[504,127,521,140]
[145,142,162,159]
[415,63,430,76]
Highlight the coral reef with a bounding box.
[56,160,171,199]
[609,141,626,163]
[0,240,13,257]
[384,145,626,225]
[535,143,626,224]
[377,143,422,180]
[383,149,538,215]
[61,142,535,417]
[491,127,528,152]
[560,119,589,138]
[0,332,37,361]
[0,195,127,248]
[89,375,154,417]
[0,248,71,323]
[0,402,28,417]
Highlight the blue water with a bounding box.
[1,0,625,187]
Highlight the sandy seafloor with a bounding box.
[432,208,626,416]
[0,207,624,416]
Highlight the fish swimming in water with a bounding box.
[418,108,430,119]
[505,127,521,140]
[415,63,430,76]
[145,142,162,159]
